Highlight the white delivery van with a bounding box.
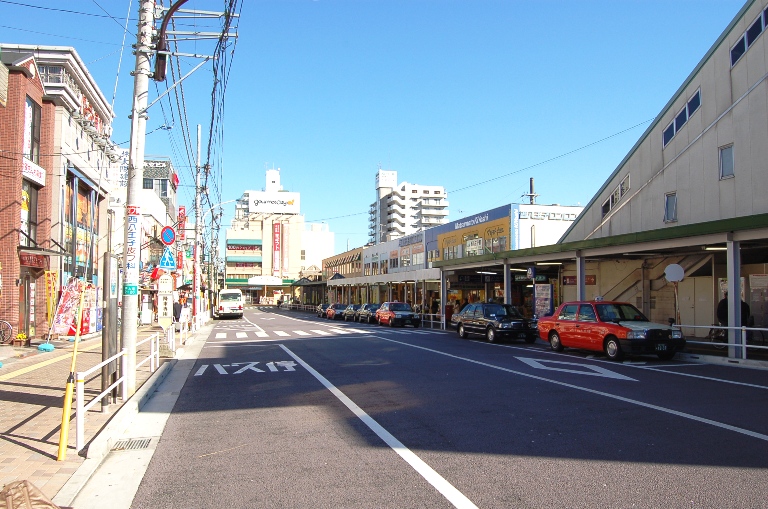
[216,289,244,318]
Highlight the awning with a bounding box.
[17,246,67,257]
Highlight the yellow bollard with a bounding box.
[57,288,87,461]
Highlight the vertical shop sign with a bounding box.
[273,222,281,277]
[178,205,186,240]
[124,205,140,295]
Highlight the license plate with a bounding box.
[656,343,667,351]
[404,320,411,324]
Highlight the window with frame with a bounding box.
[143,178,153,189]
[664,192,677,222]
[20,180,38,247]
[731,9,768,66]
[662,89,701,147]
[719,145,734,179]
[24,97,41,164]
[558,304,578,320]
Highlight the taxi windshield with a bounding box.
[596,303,648,322]
[390,303,413,312]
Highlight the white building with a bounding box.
[225,168,334,302]
[368,169,449,244]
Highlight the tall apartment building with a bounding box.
[368,169,449,244]
[225,169,334,302]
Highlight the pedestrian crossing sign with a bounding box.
[158,247,176,270]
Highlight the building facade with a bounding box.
[368,169,449,244]
[0,45,120,340]
[225,169,334,303]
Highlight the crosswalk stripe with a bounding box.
[293,330,310,336]
[327,328,351,334]
[216,332,226,339]
[310,330,330,335]
[274,331,290,337]
[236,332,248,338]
[255,331,269,338]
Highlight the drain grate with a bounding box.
[112,438,152,451]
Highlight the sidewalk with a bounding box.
[0,325,183,502]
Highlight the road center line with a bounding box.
[374,336,768,442]
[278,344,478,509]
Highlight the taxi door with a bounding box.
[575,304,598,348]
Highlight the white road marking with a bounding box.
[376,336,768,442]
[274,330,290,337]
[311,330,331,335]
[236,332,248,338]
[255,331,269,338]
[293,330,310,336]
[215,333,226,339]
[279,344,479,509]
[515,357,637,381]
[327,328,351,334]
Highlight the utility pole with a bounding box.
[120,0,154,395]
[193,124,201,330]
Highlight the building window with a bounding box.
[662,89,701,147]
[719,145,734,179]
[24,97,41,164]
[20,180,38,247]
[664,192,677,223]
[301,249,305,261]
[732,9,768,66]
[601,174,630,217]
[143,178,153,189]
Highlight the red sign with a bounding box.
[273,222,281,277]
[19,252,48,269]
[562,275,596,285]
[178,206,186,240]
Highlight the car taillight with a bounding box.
[238,305,243,310]
[219,305,223,311]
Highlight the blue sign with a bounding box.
[158,247,177,270]
[160,226,176,246]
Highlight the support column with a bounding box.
[575,252,586,301]
[503,260,511,305]
[726,238,744,359]
[440,270,447,329]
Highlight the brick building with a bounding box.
[0,46,120,340]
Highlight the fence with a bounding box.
[75,332,161,452]
[678,323,768,360]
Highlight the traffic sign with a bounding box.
[158,247,177,270]
[160,226,176,246]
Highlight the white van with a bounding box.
[216,289,244,318]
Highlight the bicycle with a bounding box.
[704,323,727,349]
[0,320,13,344]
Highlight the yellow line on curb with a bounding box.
[0,343,101,382]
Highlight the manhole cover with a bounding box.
[112,438,152,451]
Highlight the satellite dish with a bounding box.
[664,264,684,283]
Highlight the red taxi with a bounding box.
[537,300,685,361]
[325,303,347,320]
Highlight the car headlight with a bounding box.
[626,331,647,339]
[395,313,403,318]
[671,330,683,339]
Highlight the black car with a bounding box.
[342,304,361,321]
[356,303,380,323]
[452,302,537,343]
[316,303,330,318]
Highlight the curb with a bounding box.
[52,359,176,507]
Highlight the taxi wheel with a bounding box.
[389,318,395,327]
[458,324,467,339]
[486,327,496,343]
[549,331,563,352]
[604,336,624,361]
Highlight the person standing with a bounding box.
[716,290,751,326]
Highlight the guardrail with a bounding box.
[75,332,161,453]
[678,324,768,359]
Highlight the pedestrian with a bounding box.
[716,290,751,326]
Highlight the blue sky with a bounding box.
[1,0,747,253]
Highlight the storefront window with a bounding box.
[24,97,41,164]
[19,180,38,246]
[63,174,100,282]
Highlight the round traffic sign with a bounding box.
[160,226,176,246]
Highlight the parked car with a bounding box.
[316,303,330,318]
[452,302,537,343]
[356,303,381,323]
[342,304,361,321]
[537,300,686,361]
[326,303,347,320]
[375,302,421,327]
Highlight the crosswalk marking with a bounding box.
[274,331,290,337]
[207,326,446,341]
[236,332,248,338]
[255,331,269,338]
[215,332,226,339]
[310,330,331,335]
[293,330,310,336]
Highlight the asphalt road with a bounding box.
[130,306,768,509]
